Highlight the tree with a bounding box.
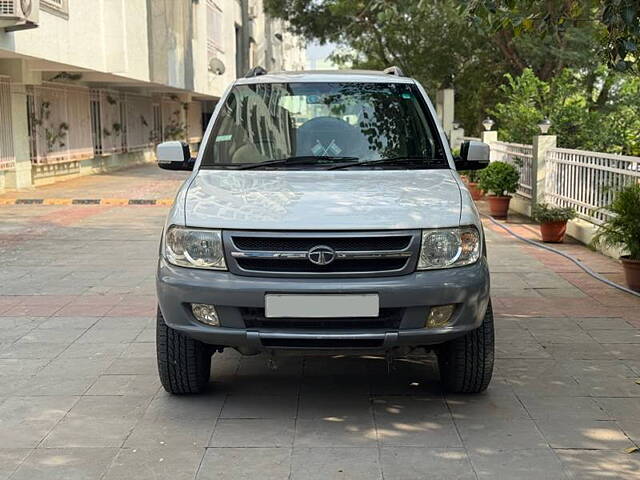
[264,0,640,137]
[465,0,640,74]
[491,68,640,155]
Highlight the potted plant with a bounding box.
[477,161,520,218]
[592,184,640,292]
[465,169,484,201]
[531,203,576,243]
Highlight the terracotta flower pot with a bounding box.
[488,196,511,219]
[621,256,640,292]
[468,182,484,201]
[539,221,567,243]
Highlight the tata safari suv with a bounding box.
[155,68,493,395]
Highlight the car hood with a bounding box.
[184,169,462,230]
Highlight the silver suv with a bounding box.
[155,68,493,394]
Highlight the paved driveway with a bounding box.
[1,166,639,479]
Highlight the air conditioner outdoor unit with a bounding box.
[0,0,39,30]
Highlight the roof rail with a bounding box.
[245,66,268,78]
[383,66,405,77]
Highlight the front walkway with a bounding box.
[0,165,639,479]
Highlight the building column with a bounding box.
[531,134,557,205]
[435,89,454,139]
[4,84,33,189]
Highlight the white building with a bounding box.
[0,0,305,191]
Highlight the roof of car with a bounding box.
[234,69,416,85]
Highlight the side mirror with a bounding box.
[455,141,490,170]
[157,141,195,171]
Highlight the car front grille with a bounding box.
[224,230,421,278]
[241,307,404,330]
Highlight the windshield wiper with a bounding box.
[233,156,359,170]
[327,156,448,170]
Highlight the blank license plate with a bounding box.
[265,294,379,318]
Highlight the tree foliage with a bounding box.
[491,68,640,155]
[264,0,640,143]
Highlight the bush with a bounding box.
[478,161,520,196]
[592,184,640,260]
[459,169,480,182]
[531,203,577,223]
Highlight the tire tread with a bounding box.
[156,307,211,394]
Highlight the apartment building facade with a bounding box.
[0,0,305,191]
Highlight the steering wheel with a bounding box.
[296,116,367,157]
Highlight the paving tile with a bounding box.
[295,417,377,447]
[298,394,371,419]
[10,447,117,480]
[372,396,450,419]
[57,342,128,359]
[589,329,640,344]
[595,397,640,420]
[38,356,114,378]
[602,343,640,360]
[210,418,295,447]
[0,449,31,480]
[456,418,548,450]
[86,374,160,396]
[124,393,223,448]
[196,447,291,480]
[380,447,475,480]
[560,359,636,378]
[106,357,158,375]
[556,449,640,480]
[219,394,298,419]
[509,375,585,396]
[518,395,609,420]
[535,418,632,449]
[531,330,595,344]
[0,342,68,359]
[291,447,381,480]
[543,342,615,360]
[446,393,529,420]
[0,358,49,377]
[0,396,78,448]
[376,416,461,447]
[43,395,150,447]
[102,447,205,480]
[11,374,96,396]
[468,447,568,480]
[575,317,635,330]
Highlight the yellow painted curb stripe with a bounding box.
[0,198,174,206]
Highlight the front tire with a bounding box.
[437,300,495,394]
[156,307,211,394]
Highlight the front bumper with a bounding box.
[156,257,490,352]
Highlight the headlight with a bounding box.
[164,225,226,270]
[417,227,480,270]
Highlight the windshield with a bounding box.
[201,82,446,169]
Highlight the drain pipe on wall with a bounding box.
[482,214,640,299]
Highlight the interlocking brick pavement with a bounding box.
[0,165,639,479]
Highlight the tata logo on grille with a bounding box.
[307,245,336,266]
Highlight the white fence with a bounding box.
[490,141,534,199]
[545,147,640,224]
[0,77,14,171]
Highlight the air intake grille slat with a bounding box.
[224,230,420,278]
[241,307,403,330]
